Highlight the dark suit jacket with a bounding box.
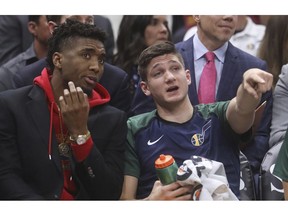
[0,44,38,92]
[0,15,114,66]
[13,58,131,113]
[130,37,273,173]
[0,15,33,66]
[0,85,127,200]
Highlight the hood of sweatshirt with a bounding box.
[34,68,111,109]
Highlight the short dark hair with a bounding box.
[46,15,62,24]
[138,41,185,81]
[28,15,42,24]
[46,19,107,70]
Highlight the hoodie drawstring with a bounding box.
[48,102,55,160]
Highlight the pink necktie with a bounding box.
[198,51,217,104]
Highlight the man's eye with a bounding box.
[87,20,94,25]
[99,58,104,64]
[172,66,180,71]
[153,71,161,77]
[83,53,91,59]
[151,19,158,26]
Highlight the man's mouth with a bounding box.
[167,86,179,92]
[84,76,97,86]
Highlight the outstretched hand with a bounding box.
[242,68,273,100]
[228,68,273,134]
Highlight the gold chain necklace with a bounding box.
[57,107,71,158]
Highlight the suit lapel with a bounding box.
[217,43,241,101]
[176,37,199,104]
[26,86,61,172]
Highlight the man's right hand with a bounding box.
[145,180,193,200]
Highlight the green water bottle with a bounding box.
[155,154,178,185]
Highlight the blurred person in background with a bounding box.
[257,15,288,88]
[113,15,171,107]
[230,15,266,57]
[0,15,50,92]
[0,15,32,66]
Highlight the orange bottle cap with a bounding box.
[155,154,174,168]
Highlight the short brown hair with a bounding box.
[137,41,185,81]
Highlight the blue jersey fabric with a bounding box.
[125,101,251,199]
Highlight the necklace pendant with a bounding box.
[58,143,71,157]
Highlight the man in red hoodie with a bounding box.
[0,19,127,200]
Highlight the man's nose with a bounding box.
[89,60,101,74]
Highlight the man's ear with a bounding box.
[193,15,200,23]
[48,21,57,34]
[186,69,191,85]
[28,21,37,37]
[140,81,151,96]
[53,52,62,69]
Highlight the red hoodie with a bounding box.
[34,68,110,199]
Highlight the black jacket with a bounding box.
[0,85,127,200]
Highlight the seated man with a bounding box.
[121,41,272,200]
[0,19,127,200]
[130,17,273,198]
[12,15,131,113]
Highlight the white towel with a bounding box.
[176,155,238,201]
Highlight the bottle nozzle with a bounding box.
[159,154,166,161]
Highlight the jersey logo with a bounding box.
[147,135,164,146]
[191,120,211,146]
